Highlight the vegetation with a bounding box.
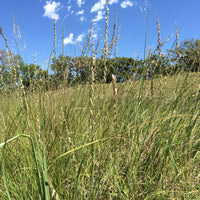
[0,3,200,200]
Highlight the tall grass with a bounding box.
[0,2,200,199]
[1,73,200,199]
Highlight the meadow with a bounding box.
[0,3,200,199]
[0,72,200,199]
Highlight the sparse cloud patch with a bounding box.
[43,1,61,20]
[91,0,119,12]
[93,10,105,22]
[92,33,98,39]
[80,16,85,22]
[67,6,71,12]
[76,33,85,42]
[91,0,106,12]
[64,33,74,45]
[64,33,85,45]
[76,9,84,15]
[77,0,85,8]
[109,0,119,5]
[121,0,134,8]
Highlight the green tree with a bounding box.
[51,55,73,87]
[111,57,137,82]
[20,63,45,88]
[0,49,9,87]
[146,54,171,78]
[0,52,46,89]
[169,38,200,72]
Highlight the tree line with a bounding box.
[0,38,200,90]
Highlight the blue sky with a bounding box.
[0,0,200,68]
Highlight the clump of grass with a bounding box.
[0,22,51,200]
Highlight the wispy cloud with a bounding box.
[64,33,85,45]
[43,1,61,20]
[79,16,85,22]
[64,33,74,45]
[91,0,119,12]
[109,0,119,5]
[92,33,98,39]
[77,0,85,8]
[91,0,106,12]
[76,33,85,42]
[76,9,84,15]
[93,10,105,22]
[67,6,71,12]
[120,0,134,8]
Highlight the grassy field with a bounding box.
[0,72,200,199]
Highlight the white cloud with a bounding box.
[43,1,61,20]
[92,33,98,39]
[76,9,84,15]
[120,0,133,8]
[67,6,71,12]
[91,0,119,12]
[109,0,119,5]
[76,33,85,42]
[80,16,85,22]
[64,33,74,45]
[77,0,85,8]
[91,0,106,12]
[64,33,85,45]
[93,10,105,22]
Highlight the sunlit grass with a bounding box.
[0,72,200,199]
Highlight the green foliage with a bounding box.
[111,57,137,81]
[0,52,48,90]
[50,55,138,85]
[169,38,200,72]
[1,38,200,90]
[0,50,9,88]
[145,53,171,78]
[20,64,48,88]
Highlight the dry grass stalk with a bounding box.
[140,129,160,163]
[175,23,179,49]
[156,17,164,93]
[143,129,159,151]
[0,26,10,50]
[103,0,109,83]
[33,51,38,91]
[62,25,65,56]
[112,74,118,124]
[78,20,93,57]
[0,27,14,83]
[0,26,17,88]
[61,26,68,86]
[90,45,95,118]
[108,8,117,55]
[114,27,120,57]
[156,17,162,57]
[86,20,93,57]
[146,47,154,96]
[1,24,30,125]
[53,19,57,59]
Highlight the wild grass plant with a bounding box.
[0,2,200,199]
[0,72,200,199]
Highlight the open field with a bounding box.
[0,72,200,199]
